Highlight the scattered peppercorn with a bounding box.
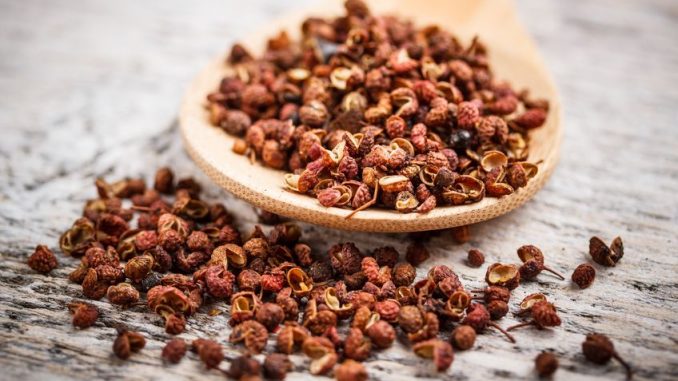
[366,320,396,349]
[162,339,187,364]
[256,302,285,331]
[589,236,624,266]
[582,333,633,380]
[485,263,521,290]
[230,320,269,353]
[516,245,565,281]
[507,300,561,332]
[467,248,485,267]
[154,167,174,194]
[113,329,145,360]
[487,300,509,320]
[229,354,261,379]
[44,162,628,378]
[192,338,223,369]
[27,245,58,274]
[263,353,292,380]
[335,359,368,381]
[68,301,99,329]
[405,242,430,266]
[572,263,596,289]
[535,351,558,377]
[412,339,454,371]
[451,325,476,350]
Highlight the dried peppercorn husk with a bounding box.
[582,333,633,379]
[516,245,564,280]
[335,359,368,381]
[572,263,596,289]
[451,325,476,350]
[28,245,58,274]
[49,164,641,381]
[485,263,520,289]
[450,225,471,244]
[535,352,558,377]
[107,283,140,305]
[227,354,261,380]
[366,320,396,349]
[113,329,146,360]
[507,300,561,332]
[255,302,285,331]
[344,328,371,361]
[467,249,485,267]
[68,302,99,329]
[230,320,269,354]
[263,353,292,380]
[277,323,310,354]
[589,236,624,266]
[302,336,337,375]
[516,293,547,316]
[162,339,187,364]
[462,303,515,343]
[60,218,96,257]
[192,338,224,369]
[412,339,454,371]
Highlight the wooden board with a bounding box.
[0,0,677,380]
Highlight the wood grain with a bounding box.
[0,0,677,380]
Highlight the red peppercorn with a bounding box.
[467,248,485,267]
[162,339,187,364]
[68,302,99,329]
[27,245,58,274]
[572,263,596,289]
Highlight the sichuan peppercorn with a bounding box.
[192,338,223,369]
[263,353,292,380]
[535,351,558,377]
[27,245,58,274]
[228,355,261,379]
[162,339,187,364]
[68,302,99,329]
[451,325,476,350]
[113,329,146,360]
[582,333,633,379]
[405,243,430,266]
[572,263,596,289]
[335,359,367,381]
[467,248,485,267]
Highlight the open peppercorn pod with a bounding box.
[180,0,561,232]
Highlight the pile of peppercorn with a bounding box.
[27,165,633,380]
[205,0,549,215]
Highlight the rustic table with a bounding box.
[1,0,676,380]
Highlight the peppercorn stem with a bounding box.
[612,352,633,380]
[345,184,379,219]
[543,266,565,280]
[488,322,516,343]
[505,321,535,332]
[130,205,152,212]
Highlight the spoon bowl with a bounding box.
[179,0,562,232]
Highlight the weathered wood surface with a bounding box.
[0,0,677,380]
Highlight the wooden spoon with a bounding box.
[179,0,562,232]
